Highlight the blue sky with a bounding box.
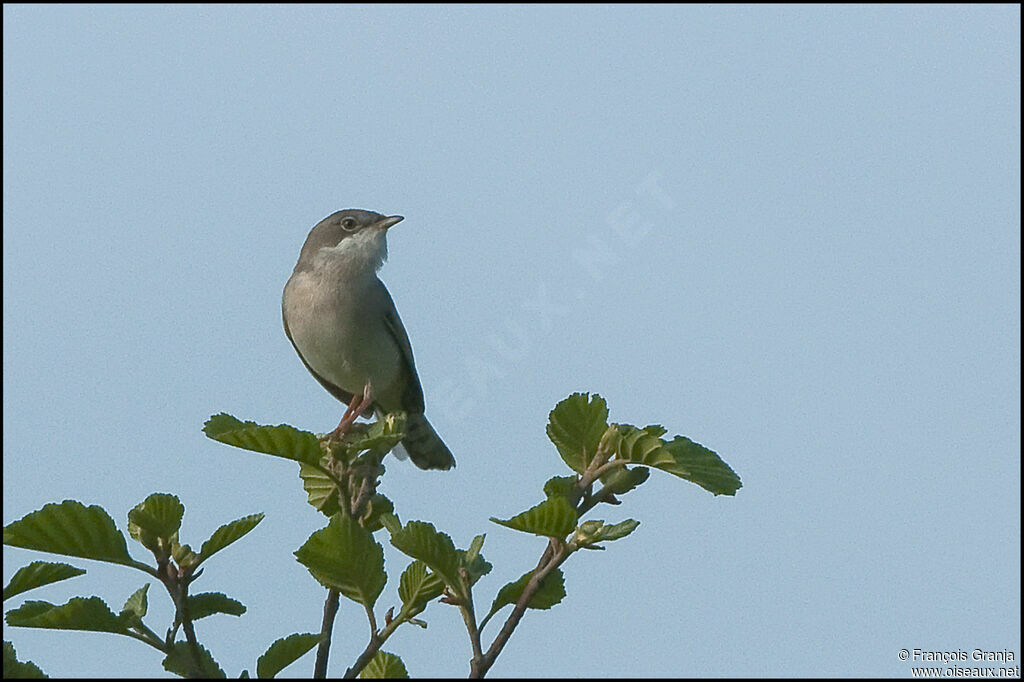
[3,5,1020,678]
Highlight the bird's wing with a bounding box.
[378,281,426,414]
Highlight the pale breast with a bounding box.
[283,270,404,404]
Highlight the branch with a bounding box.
[457,568,486,677]
[342,614,402,678]
[157,564,205,679]
[313,589,340,679]
[471,539,571,678]
[470,453,617,676]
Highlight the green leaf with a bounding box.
[641,424,668,438]
[299,457,341,517]
[120,584,149,623]
[185,592,246,621]
[386,520,462,592]
[198,513,264,566]
[255,633,321,679]
[660,436,743,496]
[5,597,129,635]
[612,426,740,495]
[203,414,323,466]
[162,641,225,678]
[378,512,402,536]
[3,501,134,566]
[170,539,198,569]
[294,515,386,609]
[485,568,566,623]
[543,475,577,500]
[359,651,408,679]
[127,493,184,543]
[546,393,610,472]
[397,561,444,617]
[574,519,640,548]
[599,466,650,496]
[614,424,675,468]
[491,497,578,539]
[594,519,640,541]
[465,534,485,563]
[3,641,46,678]
[3,561,85,601]
[457,548,492,587]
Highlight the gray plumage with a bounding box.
[282,209,455,470]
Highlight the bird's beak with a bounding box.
[374,215,404,231]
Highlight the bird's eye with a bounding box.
[341,217,358,231]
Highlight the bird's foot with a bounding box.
[329,382,374,439]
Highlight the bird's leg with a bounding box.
[330,381,374,439]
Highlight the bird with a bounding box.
[282,209,455,470]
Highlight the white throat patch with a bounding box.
[315,228,388,275]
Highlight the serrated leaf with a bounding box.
[543,475,577,500]
[491,497,578,539]
[359,651,408,679]
[5,597,128,635]
[457,548,492,587]
[127,494,184,542]
[3,641,46,678]
[599,466,650,496]
[299,458,341,517]
[642,424,667,438]
[120,584,149,622]
[203,414,323,466]
[615,424,675,468]
[595,519,640,542]
[386,521,461,591]
[485,568,566,623]
[171,539,197,569]
[162,641,225,678]
[575,519,640,548]
[198,513,264,566]
[184,592,246,621]
[546,393,610,473]
[378,513,402,535]
[3,501,133,566]
[255,633,321,679]
[465,534,485,563]
[613,426,740,495]
[397,561,444,617]
[3,561,86,601]
[294,515,386,609]
[660,436,742,495]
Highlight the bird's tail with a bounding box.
[398,413,456,470]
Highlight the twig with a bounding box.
[158,566,205,678]
[314,590,340,679]
[342,615,402,678]
[178,604,204,678]
[469,452,623,676]
[471,539,571,678]
[457,568,486,677]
